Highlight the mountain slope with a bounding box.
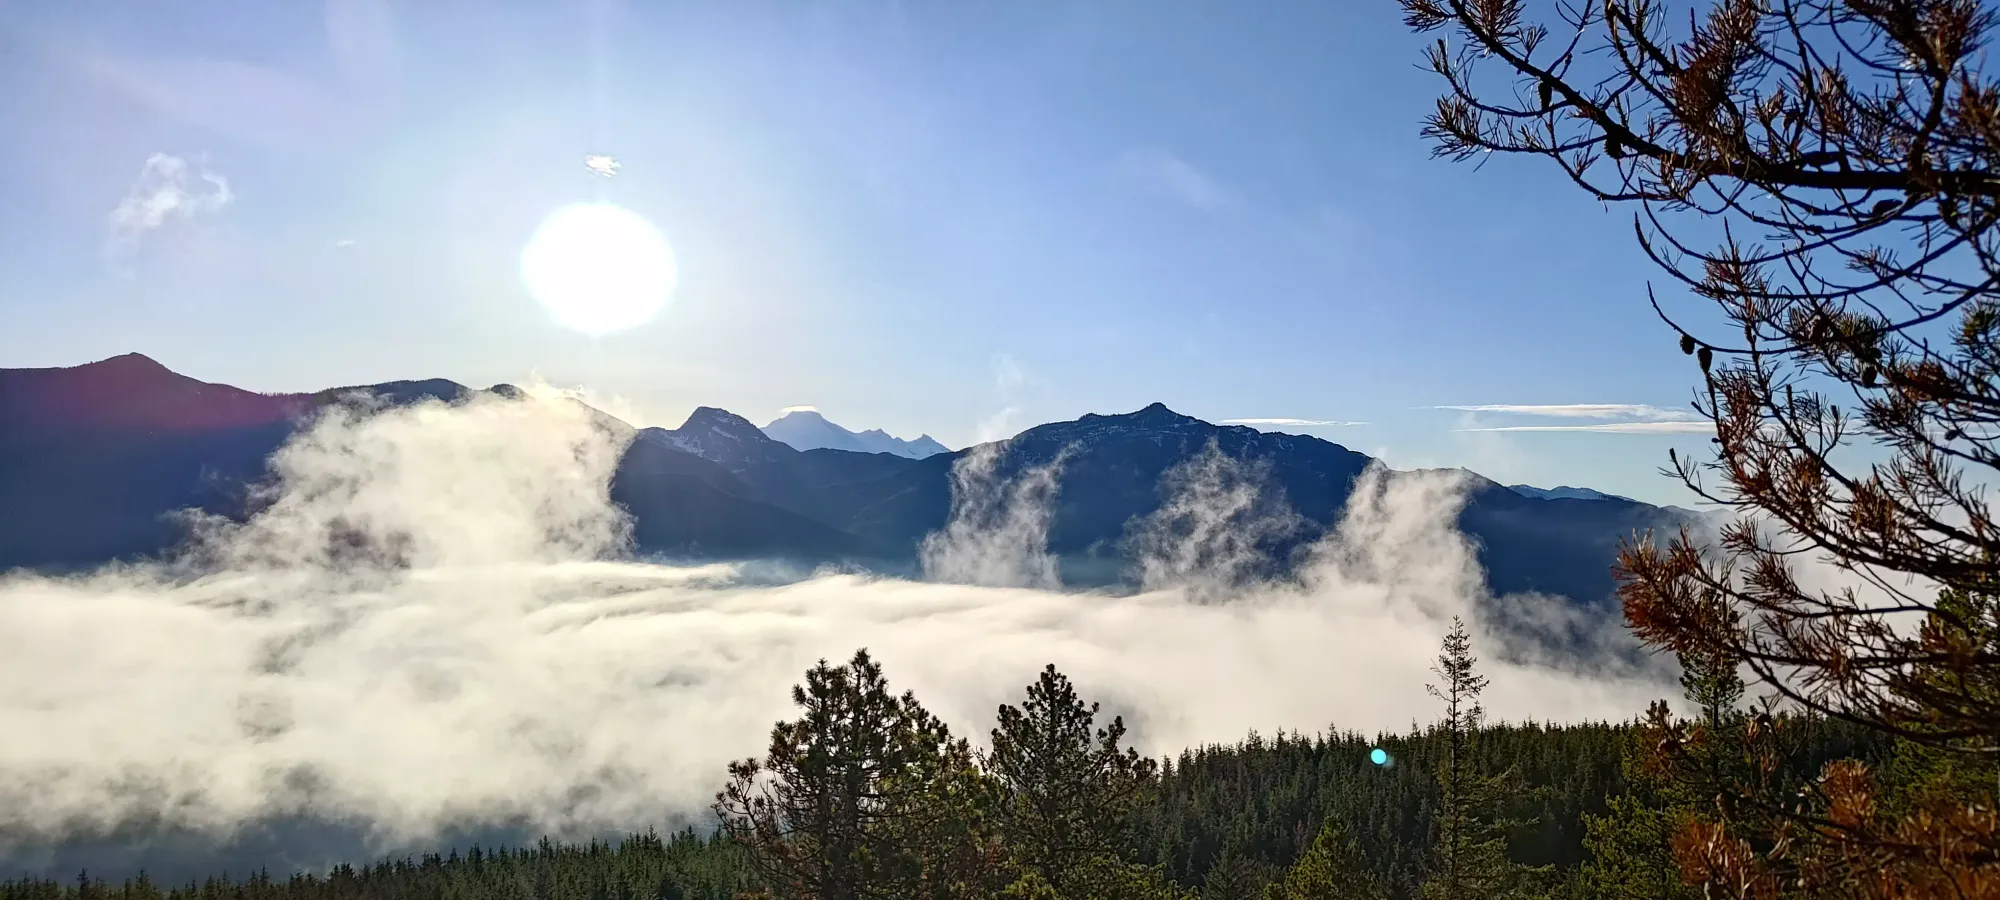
[0,353,306,438]
[611,437,890,559]
[819,403,1692,604]
[0,355,310,569]
[762,409,949,458]
[634,408,925,521]
[825,402,1377,553]
[0,361,900,571]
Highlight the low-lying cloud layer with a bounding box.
[0,393,1679,865]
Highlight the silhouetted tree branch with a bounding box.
[1401,0,2000,893]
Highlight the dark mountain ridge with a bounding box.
[0,355,1695,607]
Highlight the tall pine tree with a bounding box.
[987,664,1183,900]
[1418,618,1544,900]
[713,649,992,900]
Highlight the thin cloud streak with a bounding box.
[1115,150,1234,212]
[1431,404,1701,422]
[1457,422,1715,434]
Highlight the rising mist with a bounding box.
[0,392,1677,876]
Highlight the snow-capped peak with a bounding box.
[763,409,950,458]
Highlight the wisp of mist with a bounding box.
[0,392,1678,868]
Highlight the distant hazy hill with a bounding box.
[0,355,1693,609]
[761,408,950,458]
[1509,484,1634,503]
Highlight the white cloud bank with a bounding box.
[0,393,1675,857]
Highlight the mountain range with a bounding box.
[0,354,1697,609]
[761,408,950,458]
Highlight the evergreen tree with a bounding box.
[713,649,981,900]
[1417,618,1544,900]
[1577,588,1746,900]
[988,664,1158,897]
[1264,822,1385,900]
[1882,585,2000,806]
[997,857,1192,900]
[885,715,1010,900]
[1571,708,1691,900]
[1198,855,1268,900]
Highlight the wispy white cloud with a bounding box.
[992,353,1025,393]
[334,239,358,249]
[1456,421,1715,434]
[1431,404,1700,422]
[1116,150,1234,212]
[1223,418,1369,428]
[779,405,818,414]
[109,153,233,244]
[974,354,1029,443]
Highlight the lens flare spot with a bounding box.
[1370,747,1390,766]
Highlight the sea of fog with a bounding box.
[0,392,1682,880]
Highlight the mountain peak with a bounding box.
[1130,401,1197,421]
[638,406,790,470]
[1080,402,1197,426]
[0,353,305,435]
[683,406,765,436]
[89,352,172,374]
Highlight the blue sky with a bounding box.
[0,0,1724,506]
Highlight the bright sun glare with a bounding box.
[519,203,678,336]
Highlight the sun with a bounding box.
[519,203,678,336]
